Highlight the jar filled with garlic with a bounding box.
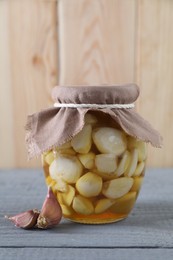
[26,85,162,224]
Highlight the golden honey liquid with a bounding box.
[42,112,146,224]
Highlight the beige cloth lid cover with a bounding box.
[25,84,162,159]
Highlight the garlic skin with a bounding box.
[37,187,62,229]
[5,209,40,229]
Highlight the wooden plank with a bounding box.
[136,0,173,167]
[0,1,15,167]
[1,248,173,260]
[1,169,173,248]
[58,0,136,85]
[0,0,58,168]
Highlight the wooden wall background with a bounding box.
[0,0,173,168]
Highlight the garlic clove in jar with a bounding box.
[128,137,147,162]
[84,113,98,125]
[46,176,57,190]
[71,125,92,154]
[102,177,134,199]
[109,192,136,214]
[49,155,83,184]
[72,195,94,215]
[54,177,68,192]
[92,170,116,181]
[133,161,145,176]
[44,151,55,165]
[58,148,76,156]
[115,150,130,177]
[92,127,127,155]
[57,185,75,206]
[95,198,115,214]
[130,177,144,192]
[95,154,117,174]
[124,149,138,177]
[56,141,72,150]
[61,204,74,216]
[78,152,95,169]
[76,172,102,198]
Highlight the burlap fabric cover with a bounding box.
[25,84,162,159]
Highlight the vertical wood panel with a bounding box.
[58,0,136,85]
[1,0,173,168]
[0,1,15,167]
[136,0,173,167]
[0,0,58,168]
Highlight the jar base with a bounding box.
[64,213,128,224]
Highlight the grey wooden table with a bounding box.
[0,168,173,260]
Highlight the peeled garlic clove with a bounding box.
[138,142,147,162]
[5,209,40,229]
[95,198,115,214]
[102,177,134,199]
[61,204,74,216]
[115,151,130,177]
[37,188,62,229]
[130,177,144,192]
[72,195,94,215]
[93,169,116,180]
[95,154,117,174]
[56,141,72,150]
[92,127,127,155]
[76,172,102,197]
[78,152,95,169]
[110,192,136,214]
[46,176,55,187]
[128,137,147,162]
[85,113,98,125]
[44,151,55,165]
[133,161,145,176]
[54,177,68,192]
[71,125,92,153]
[58,148,76,156]
[124,149,138,177]
[49,155,83,184]
[57,185,75,206]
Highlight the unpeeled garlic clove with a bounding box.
[37,187,62,229]
[5,209,40,229]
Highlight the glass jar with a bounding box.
[42,112,147,224]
